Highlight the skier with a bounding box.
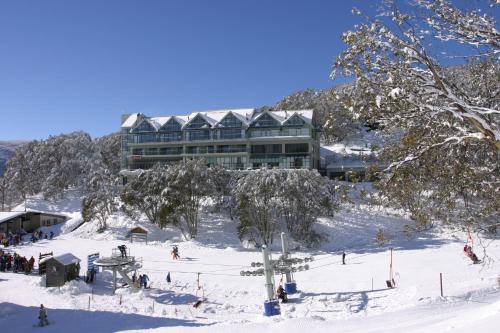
[276,285,288,303]
[166,272,171,284]
[49,231,54,240]
[171,246,180,260]
[142,273,150,288]
[118,245,127,258]
[138,274,143,288]
[28,256,35,271]
[38,304,49,327]
[342,251,346,265]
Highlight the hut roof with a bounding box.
[129,226,148,234]
[49,253,81,265]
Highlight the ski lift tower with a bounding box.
[94,247,142,294]
[240,241,313,316]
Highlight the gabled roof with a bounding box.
[214,110,251,127]
[121,109,313,130]
[121,113,140,128]
[130,118,159,132]
[182,112,217,129]
[47,253,81,265]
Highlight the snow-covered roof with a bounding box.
[121,109,314,130]
[0,211,26,224]
[0,210,67,224]
[50,253,81,265]
[121,113,140,128]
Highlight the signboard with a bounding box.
[87,253,100,272]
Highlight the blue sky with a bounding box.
[0,1,496,140]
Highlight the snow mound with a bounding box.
[46,280,92,296]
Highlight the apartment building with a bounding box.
[120,108,320,170]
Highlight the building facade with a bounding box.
[0,211,68,233]
[120,109,320,171]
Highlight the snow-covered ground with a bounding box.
[1,190,499,332]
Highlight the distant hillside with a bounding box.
[0,141,26,176]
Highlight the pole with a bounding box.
[113,268,117,295]
[88,296,90,310]
[262,246,275,301]
[440,273,443,297]
[280,232,292,284]
[372,277,374,292]
[389,248,393,281]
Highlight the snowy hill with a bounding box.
[1,189,499,333]
[0,141,25,176]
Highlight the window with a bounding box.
[159,132,182,142]
[284,114,305,126]
[132,148,144,155]
[248,129,280,138]
[186,115,211,129]
[160,118,182,132]
[216,145,246,153]
[294,158,303,168]
[186,146,214,154]
[219,128,242,139]
[252,113,280,127]
[159,147,183,155]
[131,120,155,133]
[251,144,282,154]
[285,143,309,154]
[217,113,242,128]
[146,148,158,155]
[188,130,210,141]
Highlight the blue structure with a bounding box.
[284,282,297,294]
[263,299,281,316]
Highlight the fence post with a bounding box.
[372,277,374,292]
[88,296,90,310]
[440,273,443,297]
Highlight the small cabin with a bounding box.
[43,253,81,287]
[128,226,148,244]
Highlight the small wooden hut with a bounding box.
[43,253,81,287]
[129,226,148,244]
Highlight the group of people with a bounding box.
[0,250,35,274]
[0,232,21,247]
[132,272,150,288]
[30,230,54,243]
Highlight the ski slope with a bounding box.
[1,190,499,332]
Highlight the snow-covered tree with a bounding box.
[94,133,121,177]
[121,163,171,228]
[4,141,39,206]
[0,177,7,211]
[159,159,211,239]
[82,164,119,231]
[280,170,339,244]
[234,168,283,246]
[332,0,499,231]
[275,88,361,143]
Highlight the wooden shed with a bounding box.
[129,226,148,244]
[43,253,81,287]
